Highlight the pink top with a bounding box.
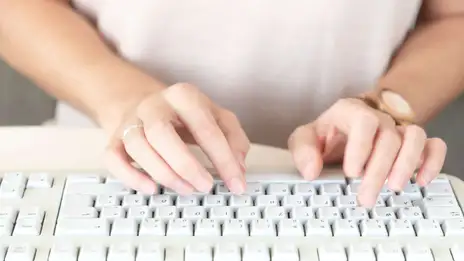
[57,0,422,147]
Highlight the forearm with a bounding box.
[373,16,464,125]
[0,0,165,131]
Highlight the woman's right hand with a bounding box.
[103,83,250,195]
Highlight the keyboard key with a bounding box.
[318,244,347,261]
[149,195,173,207]
[304,219,332,237]
[185,244,212,261]
[55,218,110,236]
[290,207,314,220]
[203,195,226,207]
[263,206,287,220]
[255,195,279,208]
[60,206,98,219]
[267,183,290,196]
[343,207,368,221]
[277,219,304,237]
[333,219,359,237]
[424,206,463,220]
[243,243,269,261]
[387,220,415,237]
[309,195,332,207]
[423,182,454,197]
[111,218,137,236]
[250,219,275,236]
[167,219,193,236]
[100,206,124,220]
[404,244,434,261]
[223,219,248,236]
[26,172,53,188]
[195,219,220,236]
[95,195,120,208]
[229,195,252,208]
[282,195,306,208]
[139,218,165,236]
[122,195,146,207]
[347,243,375,261]
[48,243,78,261]
[271,244,299,261]
[5,244,35,261]
[376,243,405,261]
[208,206,232,220]
[319,184,343,198]
[292,183,316,196]
[67,174,103,184]
[236,206,261,220]
[414,219,443,237]
[360,219,387,237]
[108,243,135,261]
[443,219,464,236]
[78,244,106,261]
[137,243,164,261]
[182,206,206,221]
[214,243,241,261]
[245,183,264,196]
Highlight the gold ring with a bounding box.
[121,123,143,140]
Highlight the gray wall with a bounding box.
[1,58,463,178]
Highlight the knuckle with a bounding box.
[381,129,402,149]
[406,125,427,139]
[196,124,219,140]
[358,110,380,126]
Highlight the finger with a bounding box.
[288,123,323,180]
[104,140,157,194]
[343,112,379,178]
[216,109,250,172]
[137,96,214,193]
[358,127,402,207]
[387,125,427,191]
[163,83,245,194]
[416,137,447,186]
[122,124,196,195]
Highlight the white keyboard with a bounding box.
[1,170,464,261]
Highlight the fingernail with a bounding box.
[142,182,157,194]
[229,176,245,194]
[197,174,214,193]
[303,160,315,180]
[174,180,196,195]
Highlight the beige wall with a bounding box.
[1,58,463,178]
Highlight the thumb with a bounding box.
[288,123,324,180]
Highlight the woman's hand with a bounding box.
[103,83,250,195]
[288,98,447,207]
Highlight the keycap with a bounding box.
[27,172,53,188]
[108,243,135,261]
[55,218,110,236]
[318,244,347,261]
[271,244,299,261]
[48,243,78,261]
[5,244,36,261]
[137,243,164,261]
[78,244,106,261]
[243,243,270,261]
[139,218,165,236]
[376,243,405,261]
[185,243,212,261]
[214,243,241,261]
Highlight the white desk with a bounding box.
[1,126,463,186]
[0,127,299,173]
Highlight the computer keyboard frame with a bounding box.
[0,127,464,261]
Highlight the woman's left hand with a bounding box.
[288,97,447,207]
